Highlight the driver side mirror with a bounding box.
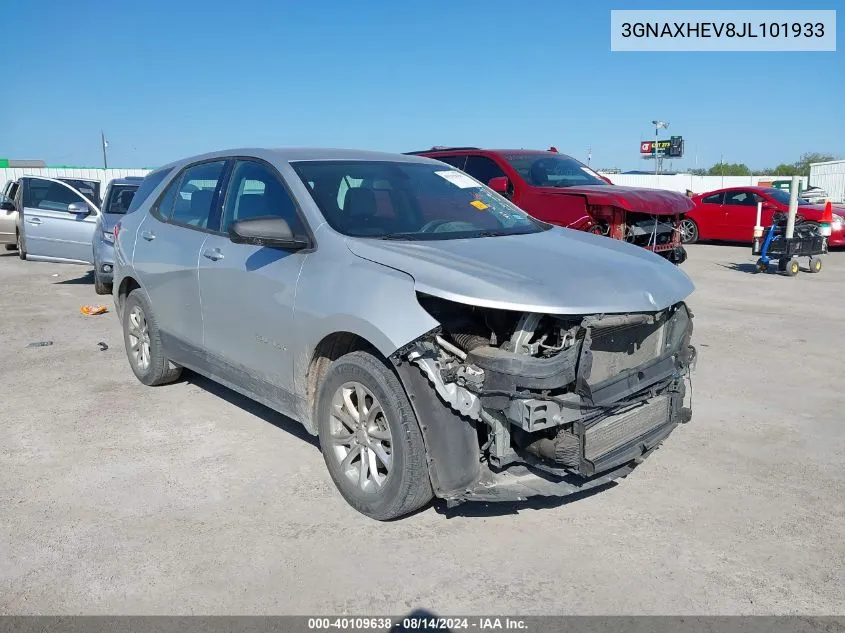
[67,202,90,215]
[0,200,15,212]
[229,217,310,250]
[487,176,510,195]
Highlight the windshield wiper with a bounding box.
[378,232,425,240]
[477,230,535,238]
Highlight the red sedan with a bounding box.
[682,186,845,246]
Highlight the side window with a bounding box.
[724,190,756,206]
[23,179,88,212]
[127,169,171,214]
[221,160,303,234]
[702,192,724,205]
[167,161,226,229]
[463,156,506,186]
[434,155,467,170]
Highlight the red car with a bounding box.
[410,147,694,263]
[683,186,845,246]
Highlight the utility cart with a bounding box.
[752,211,827,276]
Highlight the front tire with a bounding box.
[680,218,699,244]
[16,229,26,260]
[121,289,182,386]
[317,351,433,520]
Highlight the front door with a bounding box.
[21,177,100,263]
[720,190,761,241]
[131,160,227,362]
[197,158,311,414]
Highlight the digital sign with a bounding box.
[640,136,684,158]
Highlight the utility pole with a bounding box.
[101,131,109,170]
[652,120,669,175]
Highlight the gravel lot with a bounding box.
[1,244,843,615]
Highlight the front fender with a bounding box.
[291,248,439,420]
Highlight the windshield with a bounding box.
[292,160,548,240]
[59,178,101,205]
[764,188,811,206]
[104,184,139,214]
[504,153,608,188]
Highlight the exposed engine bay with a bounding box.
[587,209,687,264]
[399,293,696,488]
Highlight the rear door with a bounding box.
[21,177,100,262]
[721,190,760,241]
[131,159,227,363]
[693,191,725,240]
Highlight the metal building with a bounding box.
[809,160,845,203]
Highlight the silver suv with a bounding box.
[113,148,696,520]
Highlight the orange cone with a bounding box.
[819,201,833,237]
[821,201,833,224]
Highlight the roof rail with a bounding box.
[404,146,481,155]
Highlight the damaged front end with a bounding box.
[391,294,696,505]
[584,205,688,265]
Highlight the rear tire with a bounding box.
[121,289,182,386]
[16,230,26,260]
[94,273,112,295]
[808,256,822,273]
[317,351,433,520]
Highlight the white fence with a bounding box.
[809,160,845,203]
[1,166,819,200]
[0,167,152,194]
[599,173,808,195]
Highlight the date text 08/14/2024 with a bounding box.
[307,617,528,630]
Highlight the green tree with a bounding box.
[688,168,706,176]
[707,162,751,176]
[796,152,837,176]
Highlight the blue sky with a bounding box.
[2,0,842,170]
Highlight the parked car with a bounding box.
[682,186,845,246]
[92,177,143,294]
[112,148,696,520]
[0,186,18,250]
[5,176,101,262]
[408,146,693,264]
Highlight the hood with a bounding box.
[539,185,695,216]
[346,227,694,315]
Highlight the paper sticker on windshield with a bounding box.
[435,170,480,189]
[470,200,489,210]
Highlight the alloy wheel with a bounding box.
[328,381,393,493]
[680,219,698,243]
[127,306,151,371]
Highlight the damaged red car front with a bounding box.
[411,147,694,264]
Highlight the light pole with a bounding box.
[652,120,669,175]
[101,131,109,170]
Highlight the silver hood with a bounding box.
[346,227,694,314]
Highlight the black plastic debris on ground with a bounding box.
[97,342,109,351]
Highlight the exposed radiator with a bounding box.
[583,394,671,461]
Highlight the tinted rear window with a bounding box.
[126,169,172,214]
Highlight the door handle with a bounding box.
[202,248,224,262]
[140,230,155,241]
[26,218,42,225]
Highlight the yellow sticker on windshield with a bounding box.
[471,200,489,210]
